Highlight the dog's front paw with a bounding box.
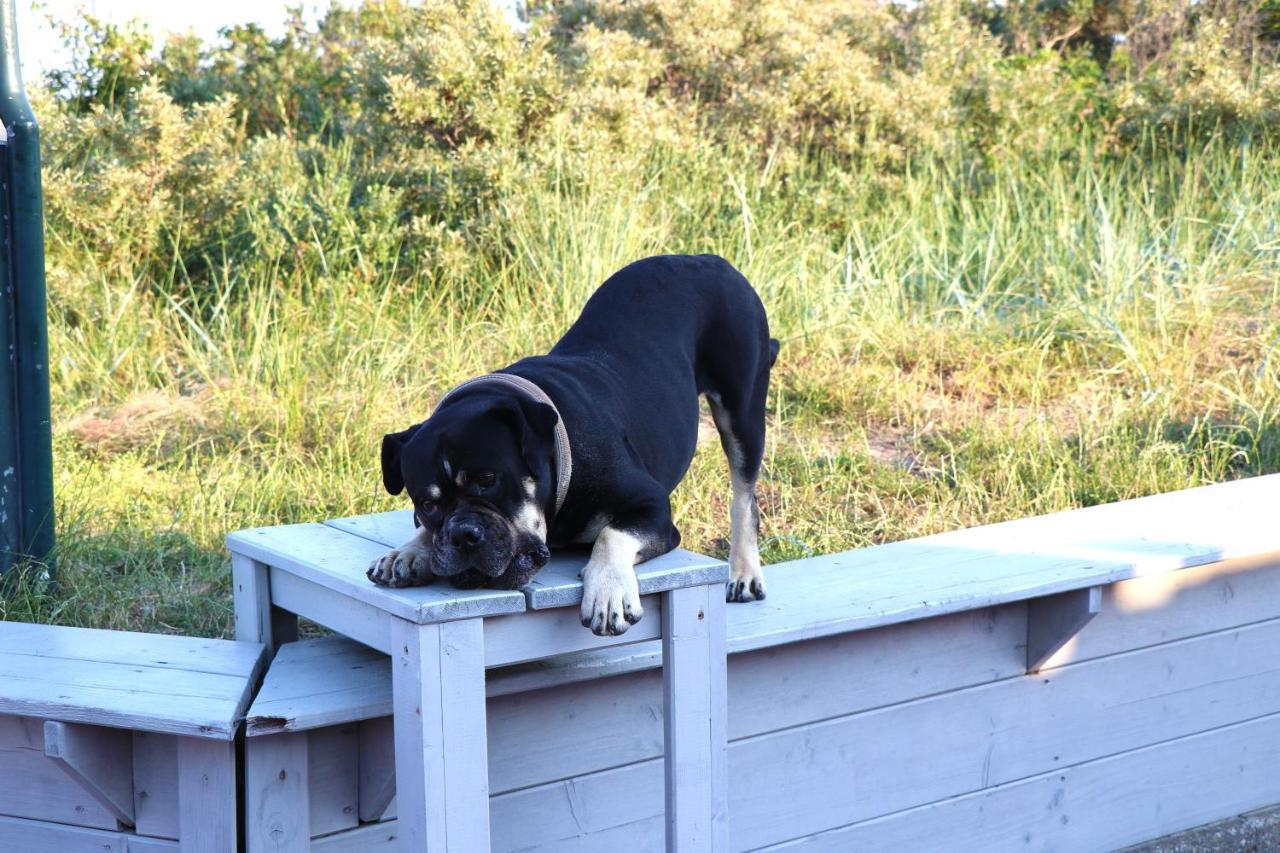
[367,547,436,588]
[580,564,643,636]
[726,561,766,603]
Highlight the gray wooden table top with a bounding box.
[328,509,728,608]
[0,621,266,739]
[228,509,728,618]
[227,522,528,623]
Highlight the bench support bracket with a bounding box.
[43,720,135,827]
[1026,585,1102,673]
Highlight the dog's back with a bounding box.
[541,254,772,483]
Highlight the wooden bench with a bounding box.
[0,621,266,853]
[239,474,1280,851]
[227,515,729,852]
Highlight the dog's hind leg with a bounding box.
[707,356,771,602]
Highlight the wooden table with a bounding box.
[227,510,730,852]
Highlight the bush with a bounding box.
[35,0,1280,308]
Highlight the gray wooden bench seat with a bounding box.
[242,474,1280,852]
[0,621,266,853]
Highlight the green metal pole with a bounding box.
[0,0,53,576]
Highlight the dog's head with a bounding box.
[381,391,557,588]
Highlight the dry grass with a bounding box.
[6,134,1280,637]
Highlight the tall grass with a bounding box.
[6,126,1280,635]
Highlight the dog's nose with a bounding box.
[448,518,485,549]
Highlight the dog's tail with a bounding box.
[769,338,781,367]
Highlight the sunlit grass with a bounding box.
[7,136,1280,635]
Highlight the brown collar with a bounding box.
[434,373,572,517]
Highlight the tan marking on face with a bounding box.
[426,484,442,499]
[523,477,536,500]
[514,500,547,540]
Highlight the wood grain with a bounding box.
[227,524,525,624]
[0,622,264,740]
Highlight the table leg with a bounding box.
[663,583,729,852]
[231,553,299,652]
[390,617,490,852]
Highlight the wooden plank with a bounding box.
[244,731,309,853]
[0,714,118,830]
[526,551,727,609]
[43,720,135,826]
[484,606,1024,795]
[663,584,728,852]
[310,820,400,852]
[324,510,728,608]
[309,725,359,837]
[0,621,265,676]
[0,649,257,703]
[723,618,1280,849]
[269,570,391,655]
[484,595,663,667]
[130,833,181,852]
[0,814,181,853]
[176,737,236,853]
[487,644,661,698]
[729,542,1209,654]
[728,473,1280,651]
[484,616,1280,851]
[0,625,264,740]
[246,637,392,735]
[1026,586,1101,672]
[323,511,418,549]
[1042,551,1280,669]
[233,552,272,645]
[391,617,490,853]
[358,716,397,822]
[758,711,1280,851]
[0,676,243,740]
[133,731,179,840]
[232,553,298,651]
[226,524,525,624]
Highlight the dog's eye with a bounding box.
[416,500,441,525]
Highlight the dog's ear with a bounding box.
[380,425,419,495]
[495,397,559,475]
[518,398,559,445]
[518,399,559,475]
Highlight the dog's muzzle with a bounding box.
[431,508,516,578]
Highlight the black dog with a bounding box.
[369,254,777,636]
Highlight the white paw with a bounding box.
[726,558,766,603]
[367,546,435,588]
[580,563,643,636]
